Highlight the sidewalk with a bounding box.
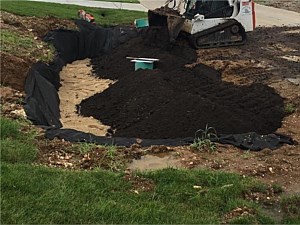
[254,4,300,27]
[139,0,165,10]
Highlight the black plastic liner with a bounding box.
[217,132,294,151]
[24,20,138,128]
[24,59,64,128]
[45,128,193,147]
[45,128,293,151]
[23,20,295,150]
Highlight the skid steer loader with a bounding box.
[148,0,256,48]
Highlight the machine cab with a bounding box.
[184,0,235,19]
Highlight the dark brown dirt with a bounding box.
[80,37,285,139]
[0,53,31,91]
[0,11,76,91]
[205,26,300,85]
[124,173,156,193]
[1,11,76,40]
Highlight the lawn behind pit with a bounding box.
[0,118,282,224]
[1,163,274,224]
[0,0,146,26]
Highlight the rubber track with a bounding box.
[190,19,247,49]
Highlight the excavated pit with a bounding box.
[79,37,285,139]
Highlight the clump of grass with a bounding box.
[191,124,218,152]
[0,29,55,62]
[104,145,125,171]
[39,43,56,62]
[105,145,117,159]
[0,117,21,139]
[1,29,34,54]
[1,139,37,163]
[75,143,125,171]
[281,195,300,224]
[284,103,296,114]
[1,117,38,163]
[271,183,283,194]
[76,142,98,154]
[247,181,269,193]
[241,150,254,159]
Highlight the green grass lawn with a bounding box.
[1,117,38,164]
[0,118,270,224]
[0,0,146,26]
[0,117,282,224]
[1,164,274,224]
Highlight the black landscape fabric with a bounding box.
[45,128,293,150]
[24,20,294,150]
[24,20,138,128]
[24,60,63,128]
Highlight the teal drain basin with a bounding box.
[131,60,154,71]
[134,18,149,28]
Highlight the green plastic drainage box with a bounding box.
[131,60,154,71]
[134,18,149,28]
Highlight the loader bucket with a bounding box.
[148,9,168,26]
[167,15,185,42]
[148,9,185,42]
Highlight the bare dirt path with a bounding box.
[58,59,113,136]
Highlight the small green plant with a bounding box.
[242,150,254,159]
[104,145,125,171]
[190,124,218,152]
[77,142,98,154]
[281,195,300,223]
[0,117,21,139]
[271,183,283,194]
[106,145,117,159]
[246,181,269,193]
[284,103,296,114]
[38,43,56,62]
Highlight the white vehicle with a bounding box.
[148,0,256,48]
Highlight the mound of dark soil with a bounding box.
[80,37,285,139]
[90,37,195,80]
